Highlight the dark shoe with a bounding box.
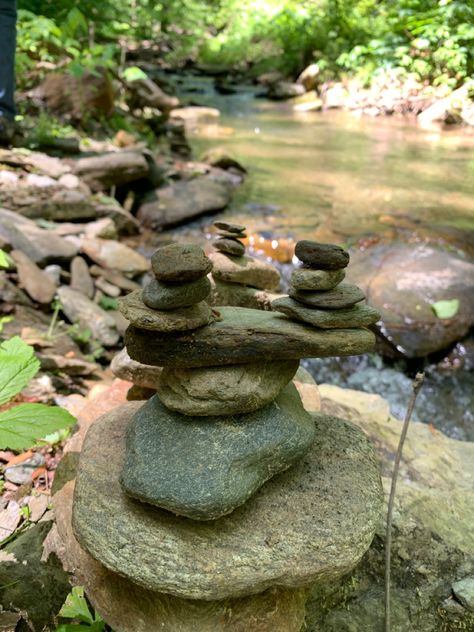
[0,117,16,147]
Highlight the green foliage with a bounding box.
[56,587,106,632]
[121,66,148,82]
[431,298,460,319]
[0,336,75,450]
[0,249,14,269]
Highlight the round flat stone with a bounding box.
[157,360,299,415]
[289,282,365,309]
[295,241,349,270]
[210,252,280,290]
[73,401,383,600]
[291,267,345,291]
[214,221,246,234]
[121,384,315,520]
[151,243,212,283]
[217,230,247,239]
[272,297,380,328]
[142,276,211,311]
[214,238,245,257]
[119,290,213,332]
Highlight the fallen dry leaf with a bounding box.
[5,450,33,468]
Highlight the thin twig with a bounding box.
[385,371,425,632]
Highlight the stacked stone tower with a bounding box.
[69,238,383,631]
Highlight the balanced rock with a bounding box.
[291,267,345,291]
[125,307,376,367]
[156,360,299,416]
[73,401,383,599]
[217,230,247,239]
[119,290,213,332]
[111,348,162,389]
[142,276,211,311]
[210,252,280,290]
[152,243,213,283]
[120,384,315,520]
[289,282,365,309]
[214,221,246,234]
[272,298,380,329]
[214,238,245,257]
[295,241,349,270]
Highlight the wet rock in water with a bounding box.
[137,177,231,229]
[347,242,474,357]
[210,252,280,290]
[111,348,162,389]
[121,384,315,520]
[125,306,376,367]
[295,241,350,270]
[72,400,382,598]
[142,276,211,310]
[80,238,149,276]
[213,220,247,234]
[214,237,245,256]
[151,243,212,283]
[157,360,299,416]
[0,207,78,266]
[201,149,247,173]
[296,63,320,91]
[57,286,119,346]
[73,151,150,192]
[119,290,213,332]
[70,256,94,299]
[4,453,45,485]
[267,81,306,100]
[10,250,56,304]
[289,283,365,309]
[273,297,380,328]
[169,106,220,123]
[291,267,345,291]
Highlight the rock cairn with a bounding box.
[272,240,381,329]
[71,237,384,631]
[213,220,247,257]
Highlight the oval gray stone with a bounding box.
[272,297,380,329]
[213,221,246,234]
[289,282,365,309]
[294,241,349,270]
[151,243,212,283]
[142,276,211,311]
[214,238,245,257]
[72,401,383,600]
[291,268,345,291]
[157,360,299,415]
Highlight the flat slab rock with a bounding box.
[125,306,375,367]
[272,297,380,329]
[121,384,315,519]
[289,282,365,309]
[73,401,382,600]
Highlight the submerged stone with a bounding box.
[120,384,315,520]
[157,360,299,415]
[272,297,380,328]
[142,276,211,310]
[291,267,345,291]
[151,243,212,283]
[289,282,365,309]
[295,241,349,270]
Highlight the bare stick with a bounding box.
[385,371,425,632]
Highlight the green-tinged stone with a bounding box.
[72,401,382,599]
[214,237,245,257]
[151,243,212,283]
[289,282,365,309]
[272,297,380,328]
[291,267,345,291]
[125,306,376,367]
[142,276,211,310]
[120,384,315,520]
[157,360,299,415]
[119,290,212,332]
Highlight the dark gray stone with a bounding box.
[214,237,245,256]
[217,230,247,239]
[295,241,349,270]
[291,267,345,291]
[289,282,365,309]
[142,276,211,310]
[72,401,383,599]
[213,221,246,233]
[151,243,212,283]
[272,297,380,328]
[125,306,375,367]
[121,384,315,520]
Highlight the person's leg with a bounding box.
[0,0,17,121]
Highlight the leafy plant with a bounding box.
[56,586,107,632]
[0,248,13,269]
[0,336,75,450]
[431,298,460,319]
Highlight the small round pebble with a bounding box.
[214,238,245,257]
[152,243,212,283]
[214,221,246,234]
[294,241,350,270]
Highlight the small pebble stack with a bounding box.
[213,221,247,257]
[272,240,381,328]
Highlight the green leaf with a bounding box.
[0,336,40,406]
[122,66,148,82]
[99,296,118,311]
[0,249,13,269]
[0,403,76,451]
[59,587,104,627]
[431,299,460,319]
[0,316,14,334]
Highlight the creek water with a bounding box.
[157,77,474,440]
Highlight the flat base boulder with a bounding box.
[157,360,299,415]
[72,400,382,599]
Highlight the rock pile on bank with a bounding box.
[273,240,380,329]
